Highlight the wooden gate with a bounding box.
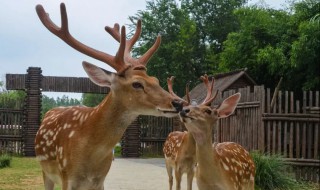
[139,115,176,156]
[6,67,109,156]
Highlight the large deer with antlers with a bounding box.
[173,75,255,190]
[163,77,196,190]
[34,3,182,190]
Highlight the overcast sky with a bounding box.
[0,0,287,99]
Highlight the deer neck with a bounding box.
[183,131,197,155]
[85,92,138,147]
[194,124,223,185]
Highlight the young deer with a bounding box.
[35,3,182,190]
[179,75,256,190]
[163,77,196,190]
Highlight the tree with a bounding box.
[129,0,247,96]
[0,80,25,109]
[81,93,105,107]
[290,0,320,91]
[218,0,319,92]
[129,0,202,96]
[41,95,81,118]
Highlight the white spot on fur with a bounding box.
[63,158,67,167]
[36,155,48,161]
[221,160,229,171]
[69,131,75,138]
[250,174,254,181]
[63,123,68,129]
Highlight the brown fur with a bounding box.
[179,94,256,190]
[163,131,196,190]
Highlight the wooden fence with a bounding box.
[138,86,319,182]
[0,109,24,154]
[215,86,265,152]
[263,90,319,182]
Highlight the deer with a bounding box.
[34,3,183,190]
[163,77,196,190]
[177,75,256,190]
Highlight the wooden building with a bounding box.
[187,68,256,104]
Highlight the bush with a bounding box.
[251,151,300,190]
[0,154,12,168]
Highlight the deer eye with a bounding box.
[132,82,144,89]
[205,109,212,115]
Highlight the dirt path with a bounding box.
[104,158,198,190]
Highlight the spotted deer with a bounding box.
[178,75,256,190]
[35,3,182,190]
[163,77,196,190]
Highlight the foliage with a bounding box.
[0,91,25,109]
[129,0,247,96]
[41,95,81,118]
[81,93,105,107]
[251,151,306,190]
[129,0,319,95]
[219,7,293,88]
[290,0,320,91]
[219,0,320,92]
[0,154,12,169]
[113,144,121,157]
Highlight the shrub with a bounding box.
[0,154,12,168]
[251,151,300,190]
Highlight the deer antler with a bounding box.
[200,74,218,106]
[36,3,160,74]
[105,20,161,68]
[167,76,190,106]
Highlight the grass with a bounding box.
[251,151,319,190]
[0,156,61,190]
[0,156,42,190]
[0,154,12,168]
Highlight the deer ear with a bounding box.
[217,93,241,118]
[82,61,114,87]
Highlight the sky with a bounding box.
[0,0,287,99]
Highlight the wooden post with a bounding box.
[270,77,283,110]
[24,67,42,156]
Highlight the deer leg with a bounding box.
[186,169,194,190]
[174,169,182,190]
[165,163,173,190]
[42,171,54,190]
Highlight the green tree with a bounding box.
[129,0,201,96]
[0,81,25,109]
[129,0,247,96]
[0,91,25,109]
[41,95,56,116]
[219,7,292,87]
[41,95,81,118]
[81,93,105,107]
[290,0,320,91]
[218,0,319,92]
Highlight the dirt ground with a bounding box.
[104,158,198,190]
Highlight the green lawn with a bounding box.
[0,157,60,190]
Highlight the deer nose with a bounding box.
[179,108,190,117]
[171,99,183,112]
